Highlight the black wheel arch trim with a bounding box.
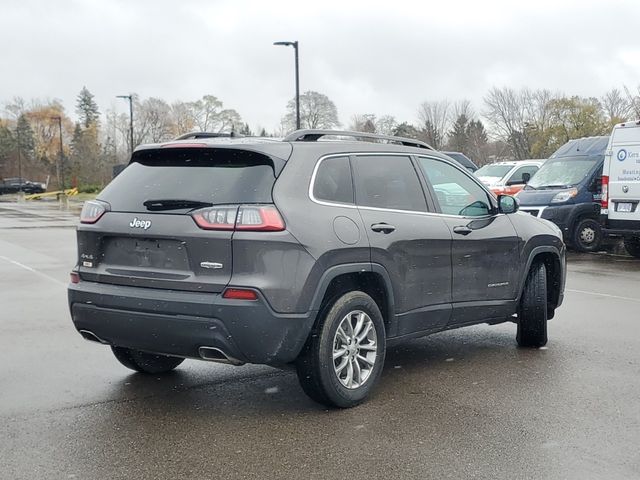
[568,202,602,232]
[515,245,564,306]
[308,262,396,332]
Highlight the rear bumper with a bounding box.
[600,217,640,237]
[68,281,316,365]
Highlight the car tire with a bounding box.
[623,236,640,259]
[572,218,602,252]
[111,346,184,374]
[517,262,548,348]
[296,291,386,408]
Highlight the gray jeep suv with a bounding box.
[68,130,566,408]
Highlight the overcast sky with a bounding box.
[2,0,640,131]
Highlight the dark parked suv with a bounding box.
[68,130,566,408]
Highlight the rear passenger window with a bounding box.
[313,156,354,204]
[352,155,427,211]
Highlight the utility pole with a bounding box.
[274,41,300,130]
[117,94,134,153]
[51,116,65,190]
[16,127,22,192]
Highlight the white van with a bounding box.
[601,121,640,258]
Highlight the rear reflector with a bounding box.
[70,272,80,284]
[601,175,609,210]
[222,288,258,300]
[192,204,285,231]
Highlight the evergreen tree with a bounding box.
[448,114,470,152]
[393,122,419,138]
[15,114,35,157]
[76,86,100,128]
[466,120,489,164]
[0,123,15,172]
[239,123,253,136]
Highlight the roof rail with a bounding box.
[174,131,243,140]
[283,129,433,150]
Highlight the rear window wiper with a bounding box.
[143,199,214,211]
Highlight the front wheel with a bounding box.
[296,291,386,408]
[517,262,548,348]
[572,218,602,252]
[111,346,184,374]
[623,236,640,259]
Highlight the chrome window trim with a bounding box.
[308,152,498,220]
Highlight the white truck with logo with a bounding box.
[601,121,640,258]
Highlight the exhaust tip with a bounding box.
[79,329,109,344]
[198,346,244,366]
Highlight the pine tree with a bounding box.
[239,123,253,136]
[16,114,35,154]
[76,87,100,128]
[448,114,469,152]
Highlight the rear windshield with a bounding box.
[98,148,277,211]
[527,156,599,189]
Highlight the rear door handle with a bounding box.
[371,223,396,234]
[453,225,472,236]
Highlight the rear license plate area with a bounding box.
[102,237,189,270]
[616,202,633,213]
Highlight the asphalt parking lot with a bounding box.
[1,201,639,480]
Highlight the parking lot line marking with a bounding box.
[0,255,66,287]
[566,288,640,304]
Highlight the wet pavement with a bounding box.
[1,202,639,479]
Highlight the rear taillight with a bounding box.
[191,205,285,231]
[80,200,109,224]
[70,272,80,284]
[601,175,609,210]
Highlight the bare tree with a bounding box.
[283,91,340,131]
[171,101,196,136]
[349,114,377,133]
[417,100,450,149]
[483,87,531,159]
[376,115,397,136]
[623,85,640,119]
[602,88,631,122]
[452,99,473,120]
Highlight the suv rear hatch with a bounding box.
[77,145,287,293]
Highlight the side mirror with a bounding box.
[498,194,519,214]
[522,172,531,183]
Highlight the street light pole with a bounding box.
[274,40,300,130]
[51,116,65,190]
[16,128,22,192]
[117,95,134,153]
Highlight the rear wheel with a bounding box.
[296,291,386,408]
[111,346,184,374]
[623,236,640,259]
[572,218,602,252]
[517,262,548,348]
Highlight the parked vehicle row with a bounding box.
[461,123,640,258]
[0,177,46,195]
